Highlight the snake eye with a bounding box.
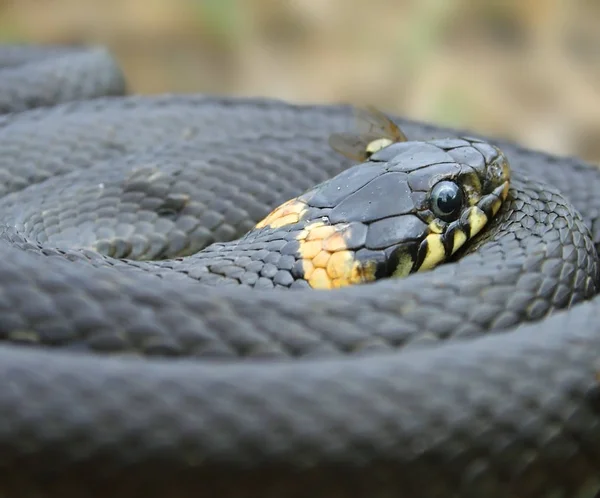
[430,181,464,220]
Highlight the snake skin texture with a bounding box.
[1,45,600,498]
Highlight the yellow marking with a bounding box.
[326,251,354,280]
[490,197,503,216]
[306,225,336,241]
[298,221,328,284]
[323,231,347,252]
[300,250,379,289]
[296,229,310,241]
[428,219,445,234]
[451,228,467,255]
[328,252,377,288]
[366,138,393,156]
[255,199,307,229]
[301,239,323,259]
[295,220,326,241]
[302,260,315,280]
[468,207,488,237]
[268,214,301,228]
[501,181,510,201]
[348,259,378,286]
[419,234,446,271]
[312,250,331,268]
[297,221,378,288]
[309,268,331,289]
[392,250,415,278]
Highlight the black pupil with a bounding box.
[433,181,462,217]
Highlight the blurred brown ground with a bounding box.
[1,0,599,162]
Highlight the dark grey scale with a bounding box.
[281,238,303,256]
[0,134,354,269]
[246,248,269,261]
[163,230,190,256]
[300,162,384,208]
[338,222,368,249]
[174,214,200,233]
[291,259,306,280]
[212,222,238,244]
[215,265,246,281]
[188,271,228,286]
[407,163,462,192]
[254,277,274,289]
[263,252,281,266]
[365,215,429,250]
[369,141,455,170]
[428,138,471,150]
[260,263,279,279]
[244,237,273,249]
[154,223,308,286]
[447,146,486,171]
[472,142,500,164]
[277,255,296,271]
[204,259,236,277]
[141,234,169,259]
[156,193,190,217]
[122,168,171,198]
[232,255,253,269]
[410,191,429,211]
[289,279,311,289]
[273,270,294,287]
[239,229,262,243]
[328,172,414,224]
[239,271,259,286]
[264,239,289,252]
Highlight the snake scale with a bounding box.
[2,44,600,498]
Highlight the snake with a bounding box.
[1,44,600,498]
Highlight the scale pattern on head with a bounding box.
[251,131,510,289]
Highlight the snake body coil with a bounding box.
[1,45,600,498]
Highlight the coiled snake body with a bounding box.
[2,45,600,498]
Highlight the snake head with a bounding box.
[253,125,510,289]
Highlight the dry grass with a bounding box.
[1,0,599,162]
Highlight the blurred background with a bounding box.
[1,0,599,162]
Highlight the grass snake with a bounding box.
[1,45,600,498]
